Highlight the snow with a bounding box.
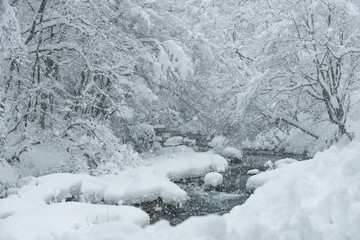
[222,146,243,160]
[0,201,149,240]
[204,172,223,187]
[246,169,260,175]
[163,136,183,146]
[15,172,188,207]
[274,158,298,168]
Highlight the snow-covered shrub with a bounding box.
[128,124,155,152]
[62,121,141,176]
[208,136,228,154]
[92,145,140,176]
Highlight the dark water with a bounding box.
[146,151,307,225]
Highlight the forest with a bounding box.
[1,0,360,239]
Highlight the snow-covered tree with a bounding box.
[232,0,360,143]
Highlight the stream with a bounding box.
[145,151,307,225]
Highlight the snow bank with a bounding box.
[246,158,298,191]
[204,172,223,187]
[16,172,188,207]
[0,201,149,240]
[225,140,360,240]
[149,152,228,181]
[18,173,83,203]
[246,161,304,192]
[12,151,228,208]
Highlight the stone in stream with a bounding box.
[204,172,224,191]
[247,169,260,175]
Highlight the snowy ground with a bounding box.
[1,140,360,239]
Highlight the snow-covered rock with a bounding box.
[163,136,183,146]
[247,169,260,175]
[222,147,243,160]
[154,152,228,181]
[16,172,188,207]
[204,172,223,187]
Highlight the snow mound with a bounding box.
[204,172,223,187]
[17,172,188,207]
[163,136,183,146]
[152,152,228,181]
[121,174,188,205]
[222,147,243,160]
[18,173,83,203]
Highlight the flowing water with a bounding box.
[147,151,307,225]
